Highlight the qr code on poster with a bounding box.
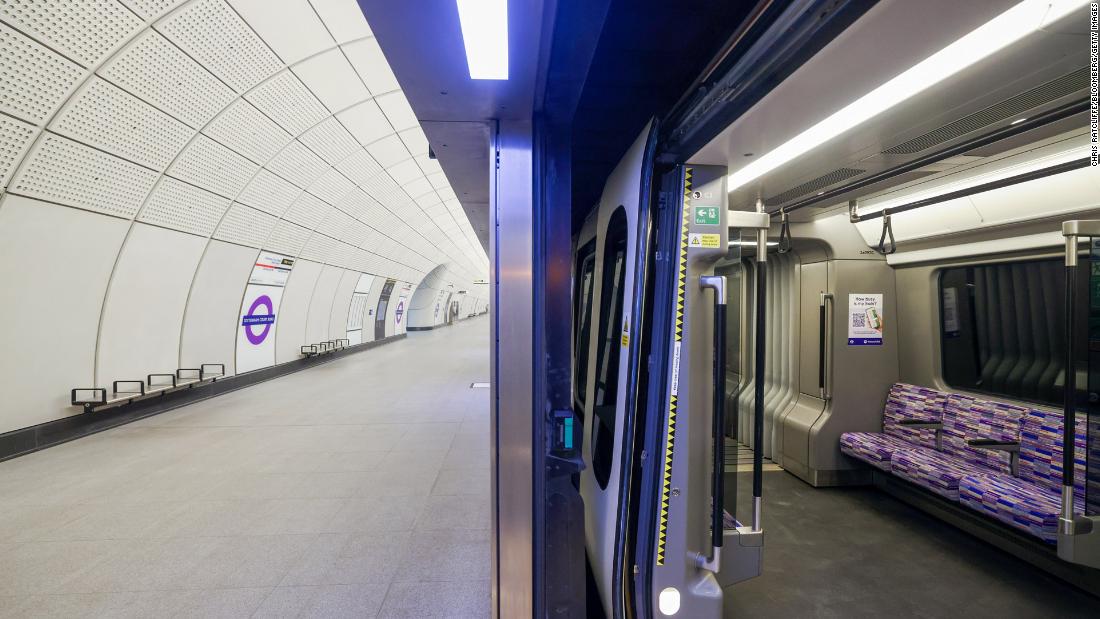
[851,313,866,328]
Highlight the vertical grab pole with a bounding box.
[752,198,767,532]
[696,275,727,574]
[1060,233,1078,527]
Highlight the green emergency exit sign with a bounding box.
[694,206,720,226]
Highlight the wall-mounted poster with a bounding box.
[847,293,884,346]
[346,274,375,345]
[237,252,294,372]
[394,284,412,334]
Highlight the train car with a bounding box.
[566,1,1100,616]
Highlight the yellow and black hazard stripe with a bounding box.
[656,167,692,566]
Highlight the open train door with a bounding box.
[576,117,770,616]
[576,121,659,619]
[628,163,770,618]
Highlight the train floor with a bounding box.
[0,317,490,618]
[723,469,1100,618]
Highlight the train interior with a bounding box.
[564,0,1100,616]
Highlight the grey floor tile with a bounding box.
[414,496,490,531]
[180,534,315,589]
[392,529,491,583]
[253,586,320,618]
[431,467,490,497]
[298,583,389,618]
[378,580,490,618]
[0,539,121,596]
[0,317,492,613]
[324,497,427,533]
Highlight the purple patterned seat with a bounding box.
[839,383,948,470]
[889,395,1027,500]
[959,409,1087,543]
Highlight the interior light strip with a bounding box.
[726,0,1088,192]
[456,0,509,80]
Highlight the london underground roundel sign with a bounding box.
[242,294,276,345]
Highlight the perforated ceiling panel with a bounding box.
[0,22,84,124]
[265,219,311,256]
[300,117,361,165]
[119,0,185,21]
[266,140,328,188]
[51,77,193,170]
[100,30,235,128]
[0,0,142,67]
[213,202,277,248]
[138,176,231,236]
[336,150,384,186]
[0,0,487,291]
[307,168,355,206]
[283,191,330,230]
[11,133,158,218]
[168,134,258,198]
[245,71,330,137]
[202,99,292,165]
[0,114,34,186]
[236,169,301,216]
[159,0,282,93]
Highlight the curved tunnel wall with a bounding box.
[0,0,487,435]
[407,264,486,329]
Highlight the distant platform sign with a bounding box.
[249,252,294,286]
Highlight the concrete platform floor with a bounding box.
[724,470,1100,618]
[0,317,490,618]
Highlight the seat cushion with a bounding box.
[840,432,914,471]
[941,395,1027,474]
[959,473,1084,544]
[890,447,984,501]
[881,383,949,448]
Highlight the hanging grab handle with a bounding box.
[698,275,727,570]
[777,210,792,254]
[877,214,896,255]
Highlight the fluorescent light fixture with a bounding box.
[726,0,1088,193]
[456,0,509,80]
[1010,117,1028,125]
[855,140,1089,217]
[730,240,779,247]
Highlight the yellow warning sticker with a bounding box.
[688,232,721,249]
[621,333,629,347]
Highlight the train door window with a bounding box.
[591,208,628,489]
[573,241,597,417]
[939,259,1088,406]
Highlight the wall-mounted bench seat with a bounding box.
[840,383,1086,545]
[839,383,947,471]
[959,409,1087,543]
[890,395,1028,500]
[300,339,350,357]
[71,364,225,413]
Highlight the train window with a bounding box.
[592,207,628,489]
[939,259,1087,406]
[573,241,597,416]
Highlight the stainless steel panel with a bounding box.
[490,120,534,619]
